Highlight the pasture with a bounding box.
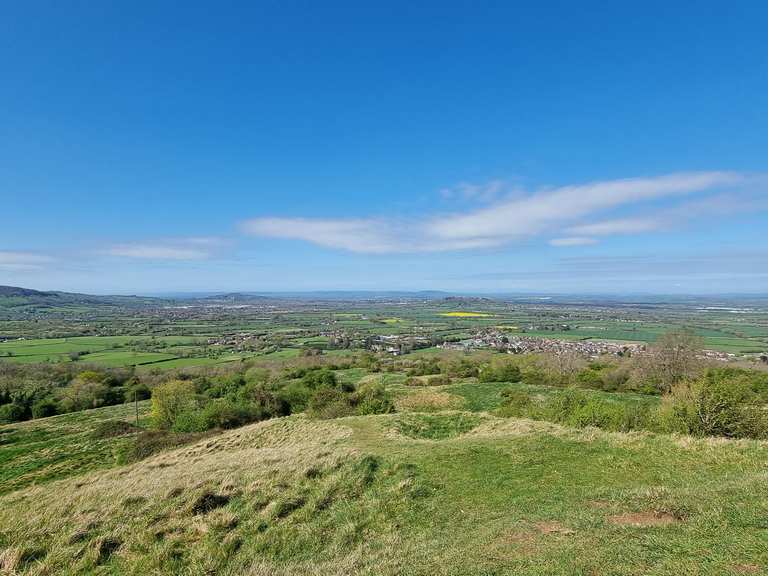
[1,394,767,575]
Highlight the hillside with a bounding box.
[0,285,165,314]
[1,406,767,575]
[0,287,58,298]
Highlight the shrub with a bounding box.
[541,388,591,423]
[406,359,441,377]
[31,398,58,419]
[479,362,522,383]
[499,387,652,433]
[441,358,479,378]
[495,363,522,382]
[496,388,533,417]
[406,374,451,387]
[308,387,355,419]
[171,409,208,433]
[277,380,313,412]
[57,378,110,412]
[0,402,27,423]
[600,367,631,392]
[201,399,258,430]
[301,368,337,389]
[205,374,246,399]
[645,329,703,393]
[354,382,394,415]
[654,370,768,438]
[151,380,199,430]
[565,397,625,430]
[240,384,291,419]
[91,419,140,439]
[576,368,603,389]
[521,366,548,387]
[124,381,151,402]
[244,367,271,386]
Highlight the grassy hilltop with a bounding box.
[1,374,767,575]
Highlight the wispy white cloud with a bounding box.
[427,171,741,241]
[103,237,228,260]
[567,218,660,236]
[566,190,767,237]
[241,218,500,253]
[549,237,598,247]
[439,180,507,203]
[106,245,210,260]
[241,171,755,254]
[0,251,54,271]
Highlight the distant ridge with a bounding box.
[0,285,165,315]
[0,286,58,297]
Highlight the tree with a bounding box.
[58,377,109,412]
[0,403,26,423]
[647,329,703,392]
[151,380,198,430]
[31,398,58,419]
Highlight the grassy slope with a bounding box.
[0,402,151,496]
[1,401,767,575]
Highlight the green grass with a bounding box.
[0,401,151,496]
[446,379,660,413]
[78,351,179,367]
[392,412,484,439]
[2,409,767,574]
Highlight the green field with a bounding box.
[1,299,766,371]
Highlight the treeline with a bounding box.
[389,330,713,395]
[148,364,393,434]
[115,363,394,463]
[0,363,149,423]
[0,355,391,426]
[497,367,768,439]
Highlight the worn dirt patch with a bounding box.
[535,521,575,535]
[608,511,678,527]
[733,564,763,574]
[190,492,230,515]
[485,529,538,558]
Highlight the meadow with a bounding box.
[1,373,767,575]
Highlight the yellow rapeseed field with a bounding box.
[440,311,492,317]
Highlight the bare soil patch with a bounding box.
[607,511,678,527]
[733,564,762,574]
[535,521,575,535]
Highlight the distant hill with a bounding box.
[0,285,166,314]
[0,286,58,298]
[201,292,273,303]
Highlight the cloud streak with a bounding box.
[241,171,757,254]
[0,251,54,271]
[103,237,228,260]
[549,237,599,247]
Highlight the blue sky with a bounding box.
[2,1,767,294]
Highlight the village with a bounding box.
[437,329,645,358]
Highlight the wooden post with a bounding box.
[134,390,139,429]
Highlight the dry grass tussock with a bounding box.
[463,416,562,439]
[0,415,374,575]
[394,389,464,412]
